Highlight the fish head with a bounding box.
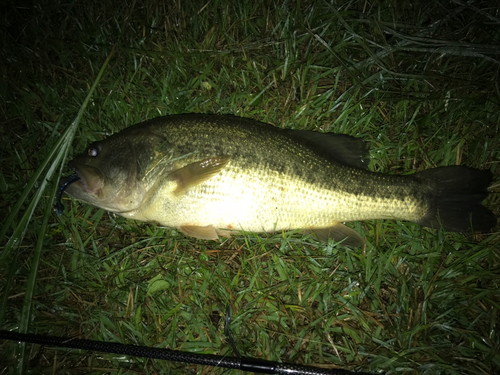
[64,128,169,213]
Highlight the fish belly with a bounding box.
[140,164,426,232]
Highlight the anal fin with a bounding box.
[306,222,365,247]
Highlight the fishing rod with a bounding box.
[0,330,372,374]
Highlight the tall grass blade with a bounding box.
[2,48,116,375]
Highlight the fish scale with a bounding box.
[59,114,495,246]
[134,122,425,228]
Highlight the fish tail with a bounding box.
[416,166,496,232]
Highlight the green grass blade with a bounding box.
[2,47,116,374]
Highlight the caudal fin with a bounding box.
[416,166,496,232]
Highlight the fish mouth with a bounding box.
[55,163,105,214]
[67,163,89,193]
[67,162,105,195]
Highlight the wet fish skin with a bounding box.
[61,114,495,246]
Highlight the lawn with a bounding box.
[1,1,499,374]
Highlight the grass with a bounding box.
[1,0,499,374]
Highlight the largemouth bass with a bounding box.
[58,114,495,246]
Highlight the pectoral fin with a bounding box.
[179,225,232,240]
[170,155,230,195]
[306,223,365,247]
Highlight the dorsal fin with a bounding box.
[284,130,369,170]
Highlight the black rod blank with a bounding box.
[0,330,370,375]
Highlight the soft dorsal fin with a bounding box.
[284,130,369,170]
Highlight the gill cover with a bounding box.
[63,129,171,213]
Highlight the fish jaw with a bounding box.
[67,162,105,196]
[64,162,147,214]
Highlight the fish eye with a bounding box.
[88,146,100,157]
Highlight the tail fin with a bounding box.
[416,166,496,232]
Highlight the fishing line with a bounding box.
[0,329,372,375]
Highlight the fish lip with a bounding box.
[67,162,91,193]
[73,169,92,193]
[67,162,106,195]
